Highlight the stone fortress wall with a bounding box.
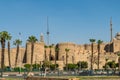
[26,42,45,64]
[0,32,120,70]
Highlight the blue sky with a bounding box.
[0,0,120,47]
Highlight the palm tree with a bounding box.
[6,35,12,67]
[65,48,70,71]
[55,47,59,70]
[27,35,38,71]
[48,45,52,69]
[49,45,52,61]
[97,40,103,69]
[13,39,22,67]
[0,31,11,77]
[89,39,96,70]
[0,31,10,69]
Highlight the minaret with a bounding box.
[110,17,113,42]
[46,16,50,46]
[40,33,44,42]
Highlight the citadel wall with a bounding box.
[44,46,55,61]
[0,38,119,70]
[0,48,25,67]
[26,42,45,64]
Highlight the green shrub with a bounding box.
[24,64,31,71]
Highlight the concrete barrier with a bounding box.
[26,77,79,80]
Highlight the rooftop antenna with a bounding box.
[110,17,113,42]
[46,16,50,46]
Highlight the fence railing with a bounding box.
[0,69,120,79]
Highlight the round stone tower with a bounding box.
[57,42,76,65]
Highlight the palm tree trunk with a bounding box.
[45,50,47,60]
[49,49,51,61]
[49,48,51,69]
[66,52,68,71]
[1,39,5,69]
[24,43,27,63]
[55,48,59,70]
[91,43,93,70]
[8,41,11,67]
[98,44,100,69]
[15,45,19,67]
[30,42,34,71]
[55,52,56,70]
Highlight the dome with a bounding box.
[115,32,120,40]
[116,32,120,36]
